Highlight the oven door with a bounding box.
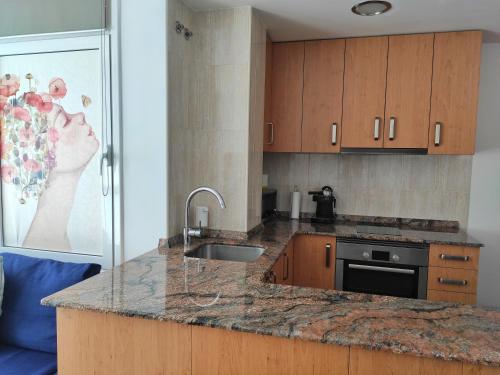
[336,259,428,299]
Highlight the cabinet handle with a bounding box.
[283,253,289,280]
[325,243,331,268]
[331,123,337,145]
[440,254,470,262]
[434,123,442,146]
[389,117,396,140]
[438,277,468,286]
[266,123,274,145]
[374,117,381,140]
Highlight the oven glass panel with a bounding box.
[343,261,420,298]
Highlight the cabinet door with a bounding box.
[302,39,345,153]
[384,34,434,149]
[271,240,294,285]
[342,36,388,149]
[263,35,274,151]
[293,235,335,289]
[428,31,482,155]
[267,42,304,152]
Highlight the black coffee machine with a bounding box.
[308,186,336,224]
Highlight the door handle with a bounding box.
[331,123,337,145]
[266,123,274,145]
[434,123,442,146]
[348,264,415,275]
[374,117,381,140]
[283,253,289,280]
[389,117,396,140]
[325,243,331,268]
[100,145,113,197]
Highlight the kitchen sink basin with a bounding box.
[184,243,264,263]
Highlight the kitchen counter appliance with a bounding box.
[335,239,429,299]
[308,186,336,224]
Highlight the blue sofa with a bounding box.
[0,253,101,375]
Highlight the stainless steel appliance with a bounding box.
[335,239,429,299]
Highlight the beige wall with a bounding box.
[247,11,266,231]
[168,2,264,235]
[263,153,472,227]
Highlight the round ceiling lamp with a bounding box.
[352,1,392,16]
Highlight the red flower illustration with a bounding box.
[0,74,20,97]
[49,77,67,99]
[11,106,31,123]
[24,92,53,113]
[0,95,7,112]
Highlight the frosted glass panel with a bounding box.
[0,0,104,37]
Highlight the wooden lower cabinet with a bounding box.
[428,289,477,305]
[350,347,462,375]
[192,325,349,375]
[427,244,480,304]
[57,308,500,375]
[271,239,294,285]
[293,234,336,289]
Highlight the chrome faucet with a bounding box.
[184,187,226,246]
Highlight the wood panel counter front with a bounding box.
[57,308,499,375]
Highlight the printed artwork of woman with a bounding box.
[0,73,99,250]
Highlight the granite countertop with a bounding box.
[43,219,499,367]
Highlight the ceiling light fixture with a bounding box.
[351,1,392,16]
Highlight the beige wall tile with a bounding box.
[263,153,473,227]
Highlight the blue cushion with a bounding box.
[0,344,57,375]
[0,253,101,353]
[0,256,4,317]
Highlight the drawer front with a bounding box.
[427,290,476,305]
[429,244,480,270]
[428,266,477,294]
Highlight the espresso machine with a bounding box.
[308,186,336,224]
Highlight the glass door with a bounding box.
[0,32,114,268]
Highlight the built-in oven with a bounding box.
[335,239,429,299]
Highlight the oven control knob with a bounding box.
[362,251,370,259]
[392,254,400,262]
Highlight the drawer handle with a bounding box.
[440,254,470,262]
[438,277,468,286]
[331,123,337,145]
[325,243,331,268]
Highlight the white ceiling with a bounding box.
[182,0,500,42]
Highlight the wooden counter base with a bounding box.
[57,308,499,375]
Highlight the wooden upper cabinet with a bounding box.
[342,36,388,149]
[384,34,434,149]
[267,41,304,152]
[302,39,345,153]
[428,31,483,155]
[263,35,274,152]
[293,235,335,290]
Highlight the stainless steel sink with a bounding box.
[184,243,264,263]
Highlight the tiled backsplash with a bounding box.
[263,153,473,227]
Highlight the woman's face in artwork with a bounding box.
[46,104,99,173]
